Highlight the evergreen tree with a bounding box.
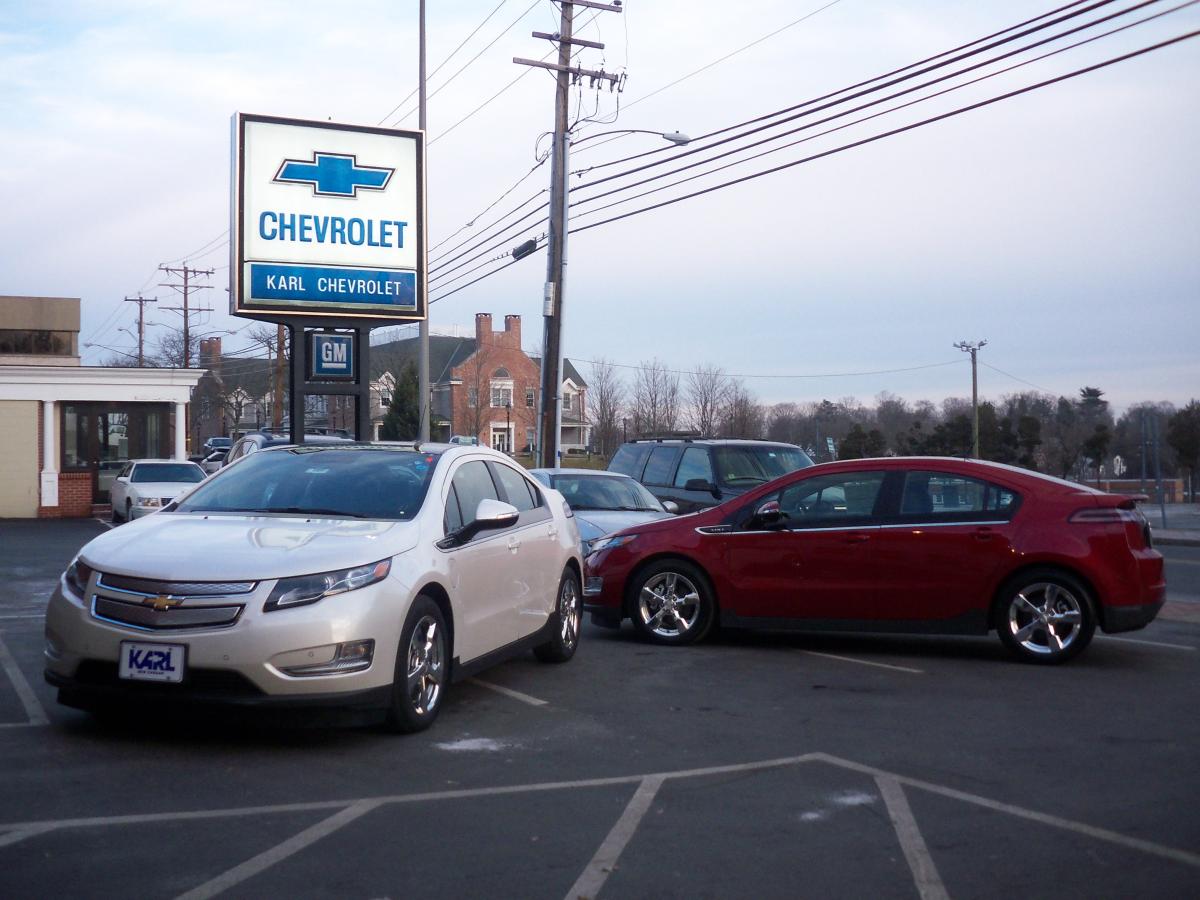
[380,361,420,441]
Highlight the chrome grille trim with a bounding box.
[91,596,243,631]
[97,574,257,597]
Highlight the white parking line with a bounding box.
[565,776,664,900]
[469,677,548,706]
[0,633,48,726]
[802,650,924,674]
[1099,636,1196,651]
[0,614,44,622]
[92,518,114,530]
[175,800,382,900]
[876,776,949,900]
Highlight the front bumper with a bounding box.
[44,571,407,711]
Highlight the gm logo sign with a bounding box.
[310,333,354,381]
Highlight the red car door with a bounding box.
[870,469,1021,626]
[726,470,887,622]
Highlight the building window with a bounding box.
[0,329,73,356]
[380,393,391,407]
[491,383,513,408]
[468,387,478,408]
[563,392,573,411]
[525,387,535,408]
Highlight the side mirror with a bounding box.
[439,499,520,548]
[752,499,786,529]
[662,500,679,515]
[116,476,129,483]
[685,478,720,498]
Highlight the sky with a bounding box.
[1,0,1197,412]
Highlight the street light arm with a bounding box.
[572,128,691,146]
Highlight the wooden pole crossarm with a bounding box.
[513,57,621,82]
[559,0,623,12]
[531,31,605,50]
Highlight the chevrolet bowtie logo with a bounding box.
[144,594,183,612]
[273,152,393,197]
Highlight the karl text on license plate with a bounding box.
[119,642,186,683]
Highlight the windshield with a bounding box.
[176,447,441,520]
[132,463,205,484]
[208,437,232,448]
[553,474,664,512]
[714,446,812,487]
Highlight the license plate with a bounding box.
[118,642,186,683]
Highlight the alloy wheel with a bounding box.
[559,576,580,650]
[406,615,444,715]
[1006,582,1084,657]
[639,571,701,638]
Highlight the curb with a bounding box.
[1155,534,1200,548]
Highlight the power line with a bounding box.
[981,361,1055,394]
[377,0,514,126]
[428,0,1164,285]
[569,29,1200,236]
[572,357,967,381]
[568,0,1194,222]
[390,0,543,128]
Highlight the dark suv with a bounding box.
[608,439,813,513]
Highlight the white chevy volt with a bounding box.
[45,444,582,732]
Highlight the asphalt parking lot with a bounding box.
[1,518,1198,899]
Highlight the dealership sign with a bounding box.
[309,332,354,381]
[231,113,425,321]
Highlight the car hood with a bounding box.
[79,513,419,581]
[574,509,672,541]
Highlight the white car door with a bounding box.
[111,463,133,512]
[489,461,561,639]
[440,459,522,663]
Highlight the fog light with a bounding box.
[281,639,375,676]
[584,577,603,597]
[44,633,63,661]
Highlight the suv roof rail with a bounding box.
[630,433,709,443]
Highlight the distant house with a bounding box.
[369,313,590,452]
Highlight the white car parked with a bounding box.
[110,460,207,522]
[45,443,582,732]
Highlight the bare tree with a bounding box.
[630,359,680,436]
[722,380,764,438]
[589,357,625,457]
[686,363,732,436]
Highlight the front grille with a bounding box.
[98,574,256,596]
[93,596,243,630]
[73,661,263,697]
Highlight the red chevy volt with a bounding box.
[582,458,1165,663]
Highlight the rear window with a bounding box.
[642,447,680,486]
[132,463,205,484]
[609,444,649,478]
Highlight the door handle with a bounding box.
[844,533,871,544]
[973,528,995,541]
[507,537,521,552]
[547,525,558,538]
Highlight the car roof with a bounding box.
[530,467,632,479]
[130,459,200,465]
[624,438,803,448]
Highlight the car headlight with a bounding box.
[588,534,638,555]
[64,558,93,597]
[264,559,392,612]
[137,497,162,508]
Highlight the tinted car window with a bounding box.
[132,463,205,483]
[451,460,500,523]
[777,471,886,526]
[609,444,649,478]
[673,447,714,488]
[553,474,663,512]
[901,472,1019,519]
[492,463,539,512]
[715,445,812,487]
[642,447,680,486]
[444,483,464,533]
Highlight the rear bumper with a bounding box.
[1101,592,1165,634]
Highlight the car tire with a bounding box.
[111,502,123,524]
[124,500,133,522]
[628,558,716,646]
[384,596,448,733]
[995,568,1096,664]
[534,568,582,663]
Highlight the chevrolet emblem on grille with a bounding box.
[144,594,183,611]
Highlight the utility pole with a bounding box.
[159,264,214,368]
[953,339,988,458]
[123,295,157,366]
[417,0,431,441]
[516,0,623,468]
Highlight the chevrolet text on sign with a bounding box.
[231,113,425,321]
